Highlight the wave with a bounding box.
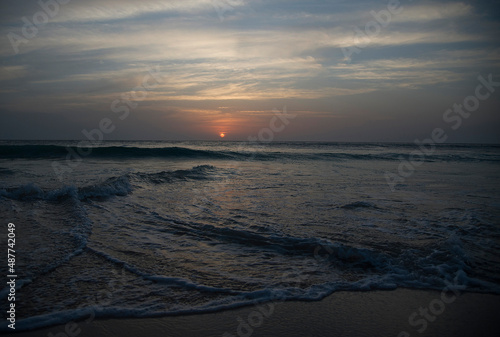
[1,144,499,162]
[0,165,217,202]
[177,223,386,269]
[1,202,498,332]
[153,219,387,269]
[340,201,378,210]
[109,212,494,293]
[0,145,234,159]
[3,233,496,333]
[0,167,15,175]
[0,196,93,312]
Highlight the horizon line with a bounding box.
[1,139,499,146]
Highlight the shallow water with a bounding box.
[1,141,499,330]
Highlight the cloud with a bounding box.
[0,65,28,81]
[47,0,245,23]
[0,0,499,141]
[392,2,472,22]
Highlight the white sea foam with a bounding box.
[1,141,499,331]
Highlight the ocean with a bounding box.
[1,140,499,331]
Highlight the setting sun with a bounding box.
[219,132,225,138]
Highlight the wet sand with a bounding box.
[8,288,500,337]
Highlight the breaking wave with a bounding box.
[1,144,499,162]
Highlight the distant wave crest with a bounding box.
[0,165,217,201]
[1,144,499,162]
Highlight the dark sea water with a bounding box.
[1,140,499,331]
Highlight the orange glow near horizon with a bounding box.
[186,111,266,140]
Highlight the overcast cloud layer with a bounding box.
[0,0,499,142]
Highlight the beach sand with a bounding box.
[9,288,500,337]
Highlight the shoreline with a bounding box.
[6,288,500,337]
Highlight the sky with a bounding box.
[0,0,499,142]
